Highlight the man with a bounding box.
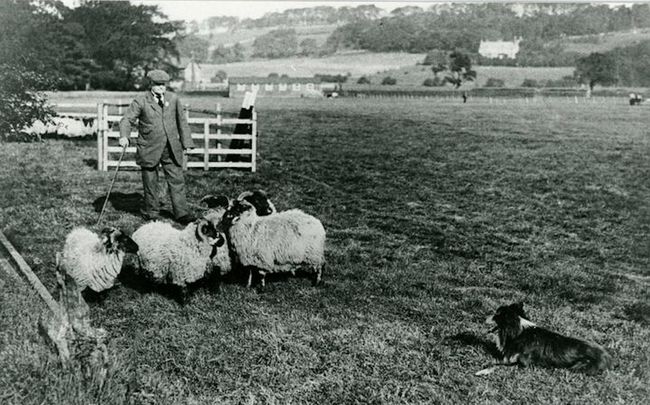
[119,69,196,224]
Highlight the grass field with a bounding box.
[360,66,575,89]
[191,51,426,78]
[559,28,650,55]
[1,96,649,404]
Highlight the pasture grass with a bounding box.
[0,97,649,404]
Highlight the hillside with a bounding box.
[557,28,650,55]
[200,24,339,50]
[195,51,426,78]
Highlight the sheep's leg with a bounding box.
[312,265,322,286]
[259,271,266,290]
[246,267,253,289]
[178,286,191,305]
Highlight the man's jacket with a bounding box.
[119,91,194,168]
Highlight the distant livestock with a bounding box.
[22,116,97,138]
[629,93,643,106]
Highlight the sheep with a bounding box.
[200,191,277,279]
[131,218,225,301]
[200,195,234,277]
[22,116,97,138]
[59,227,139,293]
[237,190,276,216]
[219,199,326,289]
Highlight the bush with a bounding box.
[423,77,444,87]
[357,76,371,85]
[484,78,505,88]
[381,76,397,85]
[521,79,539,88]
[211,70,228,83]
[268,72,279,78]
[314,74,348,83]
[545,75,579,88]
[0,64,54,141]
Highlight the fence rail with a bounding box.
[96,94,257,172]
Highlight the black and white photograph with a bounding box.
[0,0,648,403]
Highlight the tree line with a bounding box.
[0,0,182,92]
[325,3,650,54]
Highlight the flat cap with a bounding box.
[147,69,170,84]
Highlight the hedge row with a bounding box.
[339,87,588,98]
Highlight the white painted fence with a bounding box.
[96,92,257,172]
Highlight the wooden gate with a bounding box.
[97,92,257,172]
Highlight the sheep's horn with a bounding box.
[237,191,253,201]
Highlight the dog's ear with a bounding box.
[516,302,524,309]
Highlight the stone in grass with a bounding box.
[38,261,109,389]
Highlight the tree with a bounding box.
[211,70,228,83]
[574,52,618,91]
[64,1,182,90]
[445,50,477,88]
[176,34,210,63]
[299,38,319,56]
[252,29,298,58]
[0,65,54,140]
[0,0,57,139]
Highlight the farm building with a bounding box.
[228,77,323,97]
[478,38,522,59]
[181,60,228,91]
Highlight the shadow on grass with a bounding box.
[92,192,143,215]
[621,302,650,326]
[446,331,501,359]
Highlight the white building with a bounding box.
[478,38,522,59]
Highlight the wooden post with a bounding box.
[0,231,59,313]
[216,103,222,163]
[183,105,189,171]
[96,102,103,171]
[251,109,257,173]
[203,120,209,171]
[102,103,109,171]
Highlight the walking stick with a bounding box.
[96,144,127,227]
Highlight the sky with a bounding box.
[63,1,633,22]
[134,1,439,21]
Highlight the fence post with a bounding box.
[102,102,109,171]
[97,102,103,171]
[203,120,209,171]
[183,105,189,171]
[216,103,222,163]
[251,109,257,173]
[118,99,123,115]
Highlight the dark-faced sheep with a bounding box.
[220,199,326,289]
[59,227,139,293]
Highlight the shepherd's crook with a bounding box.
[96,144,127,227]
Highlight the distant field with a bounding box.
[1,95,649,404]
[362,65,575,88]
[204,51,427,77]
[560,28,650,54]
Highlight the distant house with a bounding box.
[478,38,522,59]
[228,77,322,98]
[181,60,228,91]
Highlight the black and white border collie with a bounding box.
[478,302,611,375]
